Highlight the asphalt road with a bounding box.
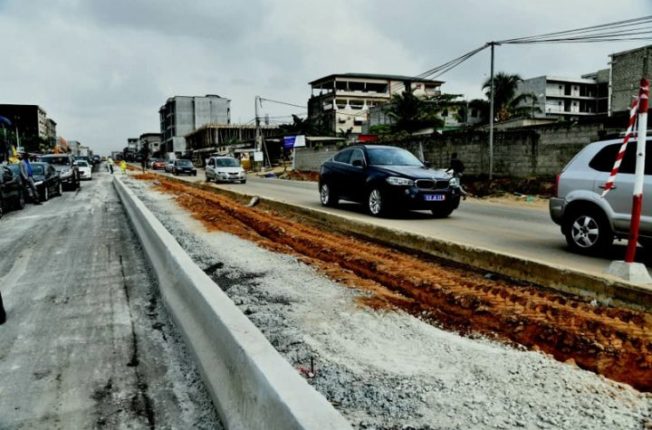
[0,168,221,429]
[163,168,652,278]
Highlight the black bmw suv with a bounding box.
[319,145,461,217]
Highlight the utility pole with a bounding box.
[488,42,497,180]
[255,95,262,152]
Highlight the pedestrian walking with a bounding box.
[449,152,468,199]
[19,153,41,204]
[107,157,114,174]
[120,159,127,175]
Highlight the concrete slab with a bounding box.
[606,261,652,284]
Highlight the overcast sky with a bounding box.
[0,0,650,154]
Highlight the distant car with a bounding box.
[92,154,101,165]
[205,156,246,183]
[173,159,197,176]
[164,160,175,173]
[550,136,652,254]
[319,145,462,217]
[29,162,63,201]
[0,164,26,216]
[40,154,80,190]
[151,159,166,170]
[74,160,92,180]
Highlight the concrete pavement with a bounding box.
[0,169,221,429]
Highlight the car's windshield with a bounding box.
[215,158,240,167]
[75,161,88,167]
[7,165,19,175]
[366,148,423,167]
[42,156,69,165]
[177,160,192,166]
[31,165,45,175]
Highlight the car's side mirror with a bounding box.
[423,161,432,168]
[352,159,364,168]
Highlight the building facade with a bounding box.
[45,118,57,148]
[159,95,231,154]
[515,75,608,120]
[139,133,162,156]
[609,44,652,114]
[0,104,50,152]
[185,124,278,165]
[308,73,443,135]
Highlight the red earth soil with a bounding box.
[134,173,652,392]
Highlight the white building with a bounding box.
[515,74,608,120]
[308,73,443,134]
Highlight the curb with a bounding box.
[176,177,652,311]
[113,176,352,430]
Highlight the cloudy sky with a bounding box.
[0,0,650,154]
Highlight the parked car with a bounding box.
[74,159,92,180]
[319,145,461,217]
[151,159,166,170]
[550,136,652,254]
[205,156,246,183]
[92,154,101,165]
[164,160,175,173]
[40,154,80,190]
[172,159,197,176]
[30,162,63,201]
[0,164,26,217]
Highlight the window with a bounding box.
[350,149,365,166]
[334,149,353,164]
[588,142,652,174]
[335,99,346,110]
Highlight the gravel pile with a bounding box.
[123,176,652,430]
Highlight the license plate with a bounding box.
[424,194,445,201]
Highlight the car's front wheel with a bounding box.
[56,181,63,196]
[319,182,338,207]
[42,186,49,201]
[367,187,386,217]
[563,208,612,254]
[15,192,25,210]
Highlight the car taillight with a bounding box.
[554,173,560,197]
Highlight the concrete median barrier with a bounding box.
[113,176,352,430]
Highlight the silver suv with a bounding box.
[550,136,652,254]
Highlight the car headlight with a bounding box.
[386,176,414,186]
[60,169,72,177]
[449,177,460,187]
[34,181,43,186]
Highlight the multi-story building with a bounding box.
[0,104,49,152]
[159,95,231,154]
[609,44,652,115]
[308,73,443,135]
[515,75,608,120]
[45,118,57,149]
[139,133,162,156]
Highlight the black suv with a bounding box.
[0,164,26,217]
[40,154,80,190]
[319,145,461,217]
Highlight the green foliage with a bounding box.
[482,72,536,121]
[368,124,393,135]
[278,114,332,136]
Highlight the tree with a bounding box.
[278,115,331,136]
[482,72,536,121]
[386,91,446,133]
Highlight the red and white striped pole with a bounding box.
[625,78,650,263]
[601,99,638,197]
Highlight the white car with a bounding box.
[205,156,246,183]
[74,160,92,180]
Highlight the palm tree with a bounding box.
[482,72,535,121]
[386,91,445,133]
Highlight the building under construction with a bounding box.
[184,124,281,165]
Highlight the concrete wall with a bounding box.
[295,123,603,177]
[611,45,652,114]
[113,177,352,430]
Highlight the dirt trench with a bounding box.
[134,173,652,392]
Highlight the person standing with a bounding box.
[120,159,127,175]
[19,153,40,204]
[106,157,114,174]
